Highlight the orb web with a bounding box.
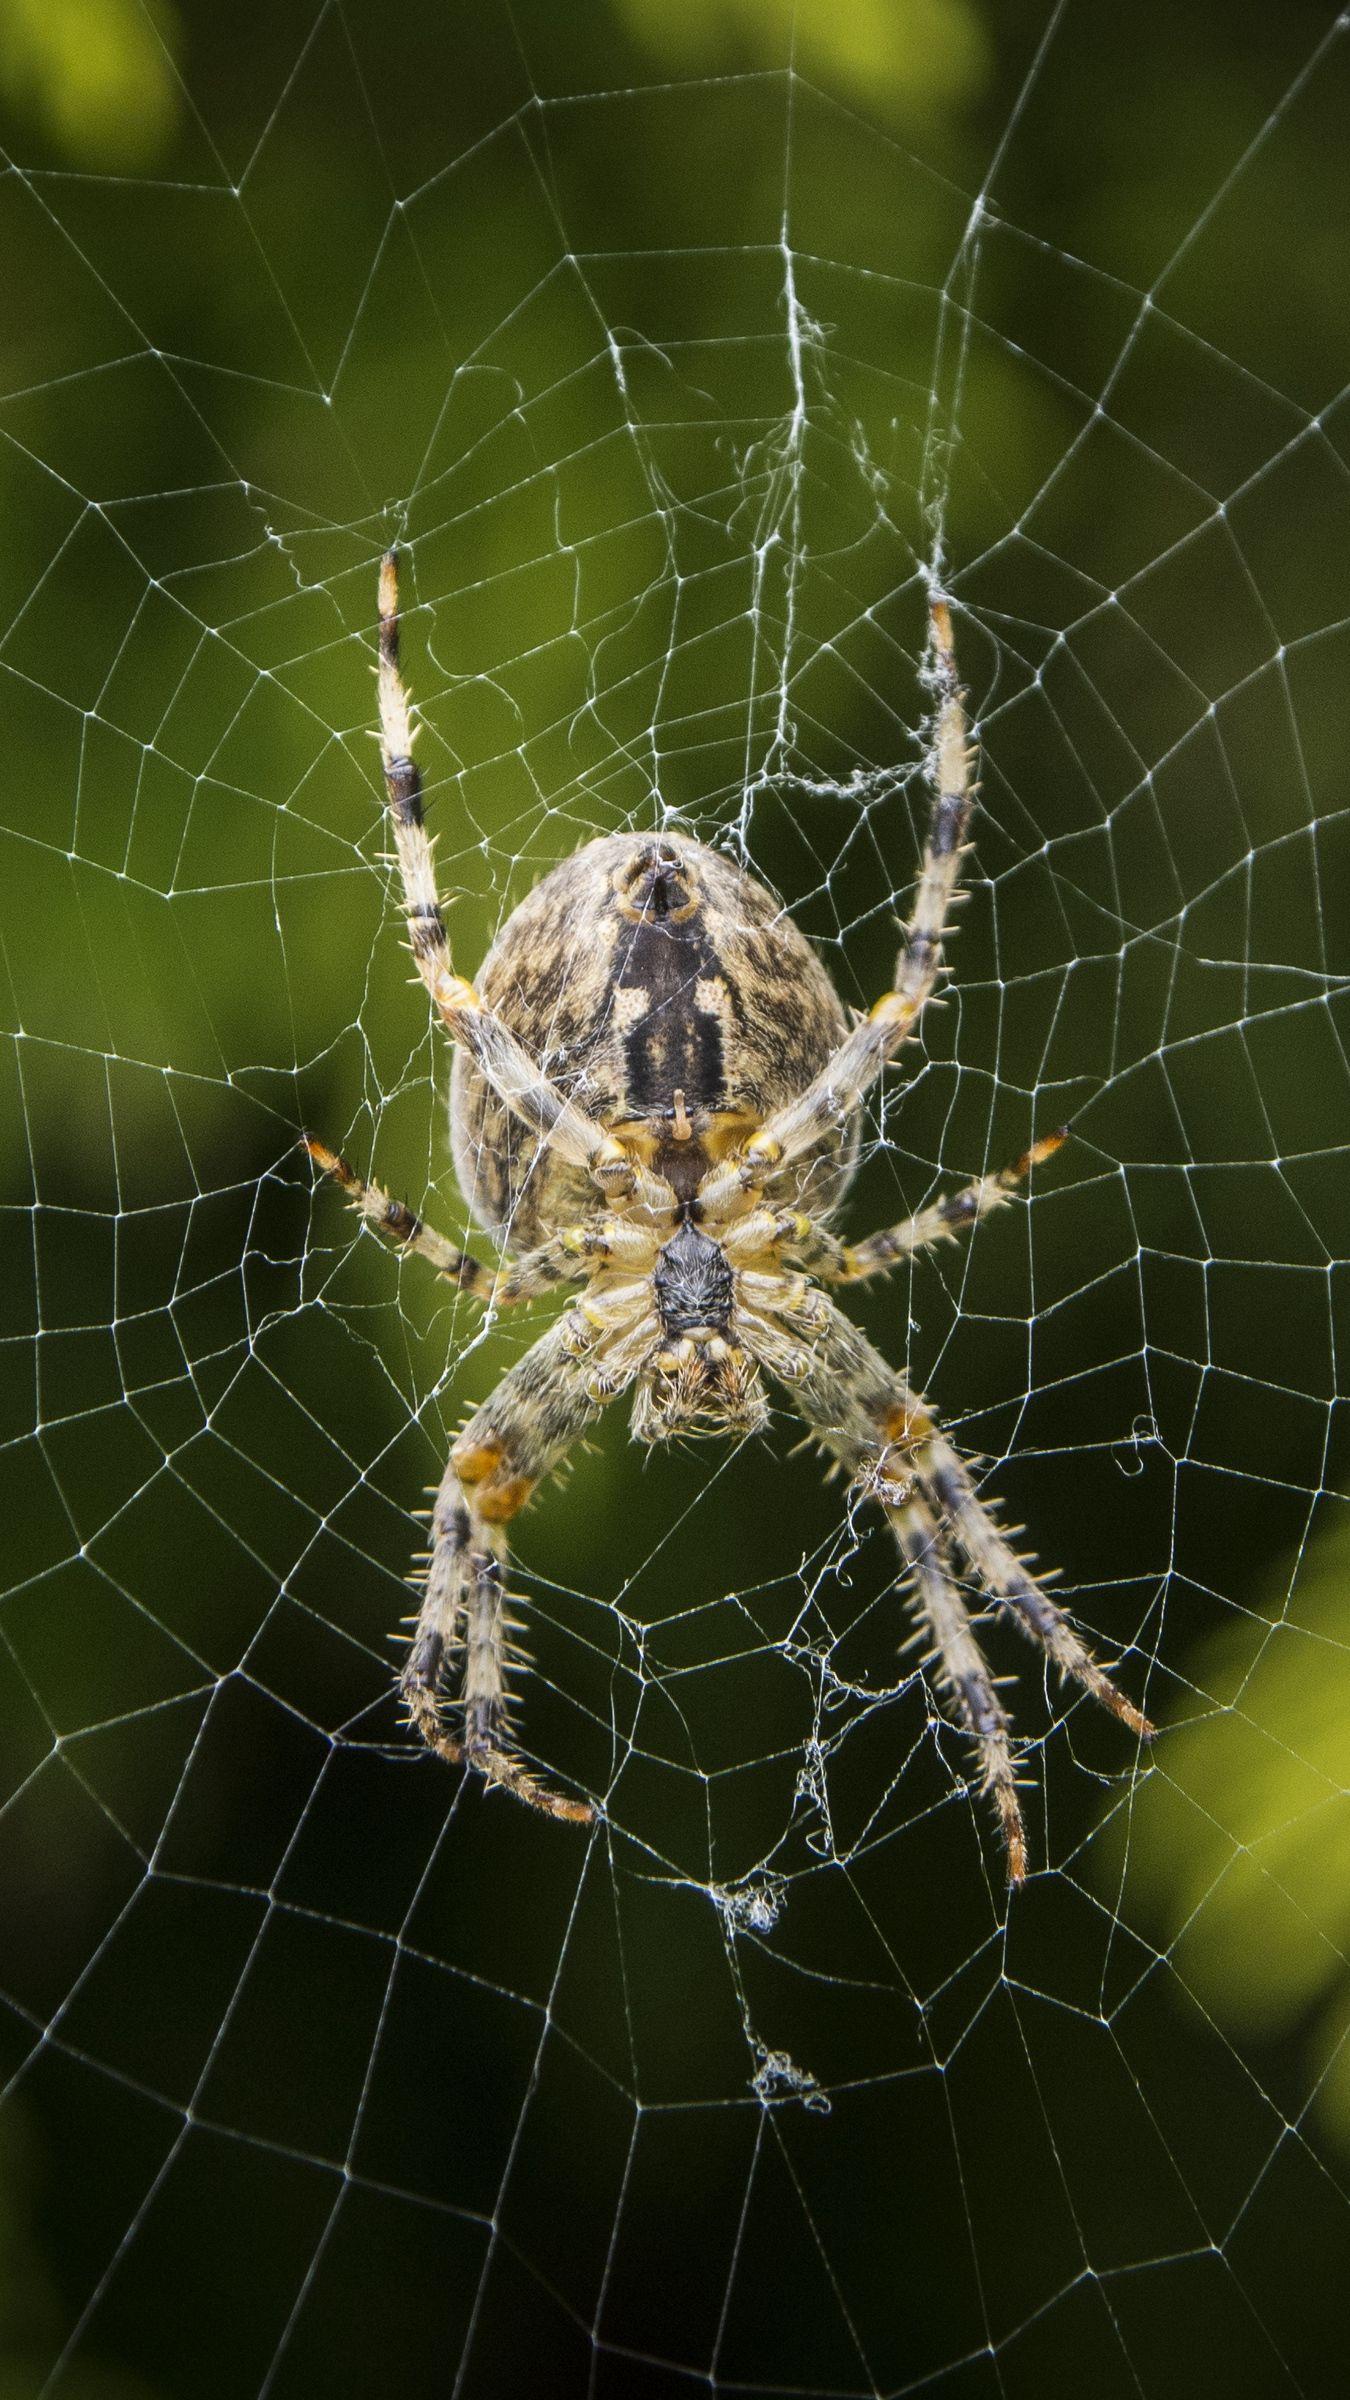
[1,5,1348,2395]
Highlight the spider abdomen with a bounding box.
[451,831,856,1248]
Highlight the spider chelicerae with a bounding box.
[306,552,1153,1881]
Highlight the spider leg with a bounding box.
[916,1431,1153,1737]
[718,1130,1066,1286]
[405,1307,638,1821]
[303,1136,614,1304]
[831,1131,1068,1284]
[742,1283,1152,1879]
[709,595,974,1209]
[890,1492,1027,1882]
[304,1136,495,1297]
[374,550,643,1203]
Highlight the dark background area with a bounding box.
[0,0,1348,2393]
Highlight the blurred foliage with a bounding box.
[0,0,183,167]
[1120,1500,1350,2157]
[613,0,989,118]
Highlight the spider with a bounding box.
[306,551,1154,1882]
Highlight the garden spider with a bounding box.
[306,552,1153,1882]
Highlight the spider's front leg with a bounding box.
[374,549,648,1208]
[406,1305,643,1823]
[705,594,974,1217]
[889,1491,1029,1881]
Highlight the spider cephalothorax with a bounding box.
[638,1221,767,1440]
[306,552,1154,1880]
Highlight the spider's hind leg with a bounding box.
[405,1473,585,1819]
[755,1284,1152,1882]
[373,549,643,1204]
[891,1492,1028,1882]
[919,1434,1154,1740]
[404,1310,631,1825]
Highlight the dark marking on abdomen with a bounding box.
[615,904,729,1113]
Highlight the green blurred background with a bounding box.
[1,0,1348,2393]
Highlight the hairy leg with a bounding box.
[717,1130,1066,1287]
[744,1283,1152,1878]
[705,594,975,1214]
[831,1131,1068,1283]
[890,1492,1027,1883]
[374,549,645,1203]
[305,1136,495,1297]
[916,1430,1152,1737]
[403,1310,635,1822]
[303,1135,625,1304]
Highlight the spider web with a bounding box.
[2,2,1349,2392]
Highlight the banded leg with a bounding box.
[891,1493,1027,1883]
[917,1432,1153,1739]
[720,1130,1068,1287]
[750,1286,1152,1879]
[709,594,975,1209]
[832,1131,1068,1283]
[374,550,644,1201]
[303,1135,608,1305]
[403,1312,620,1821]
[305,1135,494,1297]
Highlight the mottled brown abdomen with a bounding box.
[450,832,856,1250]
